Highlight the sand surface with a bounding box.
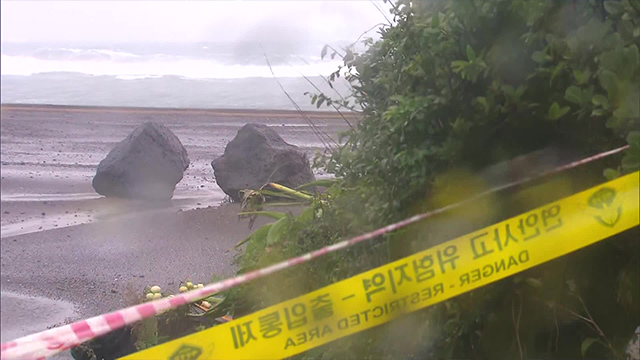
[0,104,352,346]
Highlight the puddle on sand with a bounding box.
[0,193,101,202]
[1,192,227,238]
[0,291,78,343]
[0,212,93,238]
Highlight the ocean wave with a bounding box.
[28,47,141,62]
[0,72,354,110]
[114,74,164,80]
[0,53,343,79]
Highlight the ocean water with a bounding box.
[0,42,353,110]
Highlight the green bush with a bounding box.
[323,0,638,220]
[230,1,640,359]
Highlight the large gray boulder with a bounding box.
[92,122,189,200]
[212,123,315,201]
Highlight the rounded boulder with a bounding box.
[92,121,189,200]
[212,123,314,201]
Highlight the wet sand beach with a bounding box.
[0,104,353,346]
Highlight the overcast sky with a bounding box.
[1,1,390,45]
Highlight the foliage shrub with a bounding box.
[228,1,640,359]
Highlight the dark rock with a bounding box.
[92,122,189,200]
[71,326,136,360]
[212,123,315,202]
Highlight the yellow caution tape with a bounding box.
[122,172,639,360]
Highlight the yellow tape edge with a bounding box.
[122,171,639,360]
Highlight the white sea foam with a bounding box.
[58,48,84,53]
[93,49,140,58]
[0,52,342,79]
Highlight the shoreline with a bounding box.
[0,103,360,120]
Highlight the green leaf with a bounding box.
[237,211,286,220]
[502,85,515,97]
[592,94,609,108]
[581,337,601,357]
[431,12,440,28]
[451,60,468,73]
[604,1,624,15]
[627,45,639,73]
[573,68,591,84]
[476,96,489,113]
[619,19,636,41]
[613,89,640,118]
[268,183,314,200]
[603,168,620,180]
[256,189,299,200]
[592,109,605,116]
[267,217,289,246]
[622,152,640,171]
[296,179,337,190]
[466,45,476,62]
[565,86,584,104]
[550,62,565,84]
[557,106,571,119]
[598,69,618,93]
[548,102,560,119]
[627,131,640,149]
[548,102,570,120]
[531,51,547,64]
[236,223,271,248]
[298,206,315,223]
[256,202,307,207]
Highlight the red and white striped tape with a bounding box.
[0,146,629,360]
